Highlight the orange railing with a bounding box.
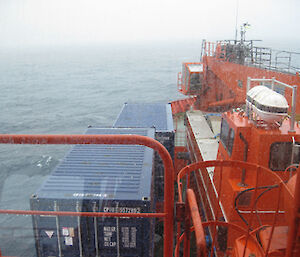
[176,160,300,257]
[0,134,174,257]
[203,41,217,57]
[170,96,197,114]
[177,71,183,92]
[185,189,207,257]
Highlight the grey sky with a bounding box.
[0,0,299,47]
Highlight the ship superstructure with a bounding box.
[171,36,300,257]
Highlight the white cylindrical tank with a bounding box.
[246,86,289,122]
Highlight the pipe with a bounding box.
[186,189,207,257]
[239,133,249,187]
[289,86,297,132]
[285,172,300,257]
[208,98,236,107]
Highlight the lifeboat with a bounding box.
[246,86,289,123]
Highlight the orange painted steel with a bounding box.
[184,197,191,257]
[207,97,237,108]
[286,172,300,257]
[174,220,257,257]
[203,56,300,113]
[175,233,185,257]
[179,62,204,95]
[0,134,174,257]
[241,165,260,257]
[177,160,282,203]
[174,146,189,176]
[177,71,183,92]
[179,41,300,113]
[217,111,300,183]
[186,189,207,257]
[170,96,197,114]
[176,160,291,256]
[202,221,248,235]
[264,183,283,256]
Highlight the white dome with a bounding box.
[246,86,289,123]
[247,86,288,109]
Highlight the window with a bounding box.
[269,142,300,171]
[220,119,235,156]
[227,129,235,154]
[190,73,200,84]
[220,119,229,146]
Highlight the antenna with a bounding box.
[241,22,251,43]
[234,0,239,43]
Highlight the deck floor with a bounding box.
[186,111,221,176]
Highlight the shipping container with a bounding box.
[113,103,175,201]
[31,128,155,257]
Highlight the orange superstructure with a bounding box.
[171,34,300,257]
[177,161,300,257]
[180,110,300,256]
[216,111,299,234]
[177,40,300,114]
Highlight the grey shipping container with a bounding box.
[113,103,175,201]
[31,128,155,257]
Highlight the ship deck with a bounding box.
[186,110,221,176]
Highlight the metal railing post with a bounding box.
[289,86,297,132]
[246,77,251,93]
[271,77,275,90]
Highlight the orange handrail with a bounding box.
[177,71,183,92]
[0,134,175,257]
[176,160,290,257]
[186,189,207,257]
[286,170,300,257]
[175,220,252,257]
[177,160,284,203]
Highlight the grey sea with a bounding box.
[0,41,200,256]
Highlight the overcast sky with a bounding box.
[0,0,299,47]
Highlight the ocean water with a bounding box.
[0,41,200,256]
